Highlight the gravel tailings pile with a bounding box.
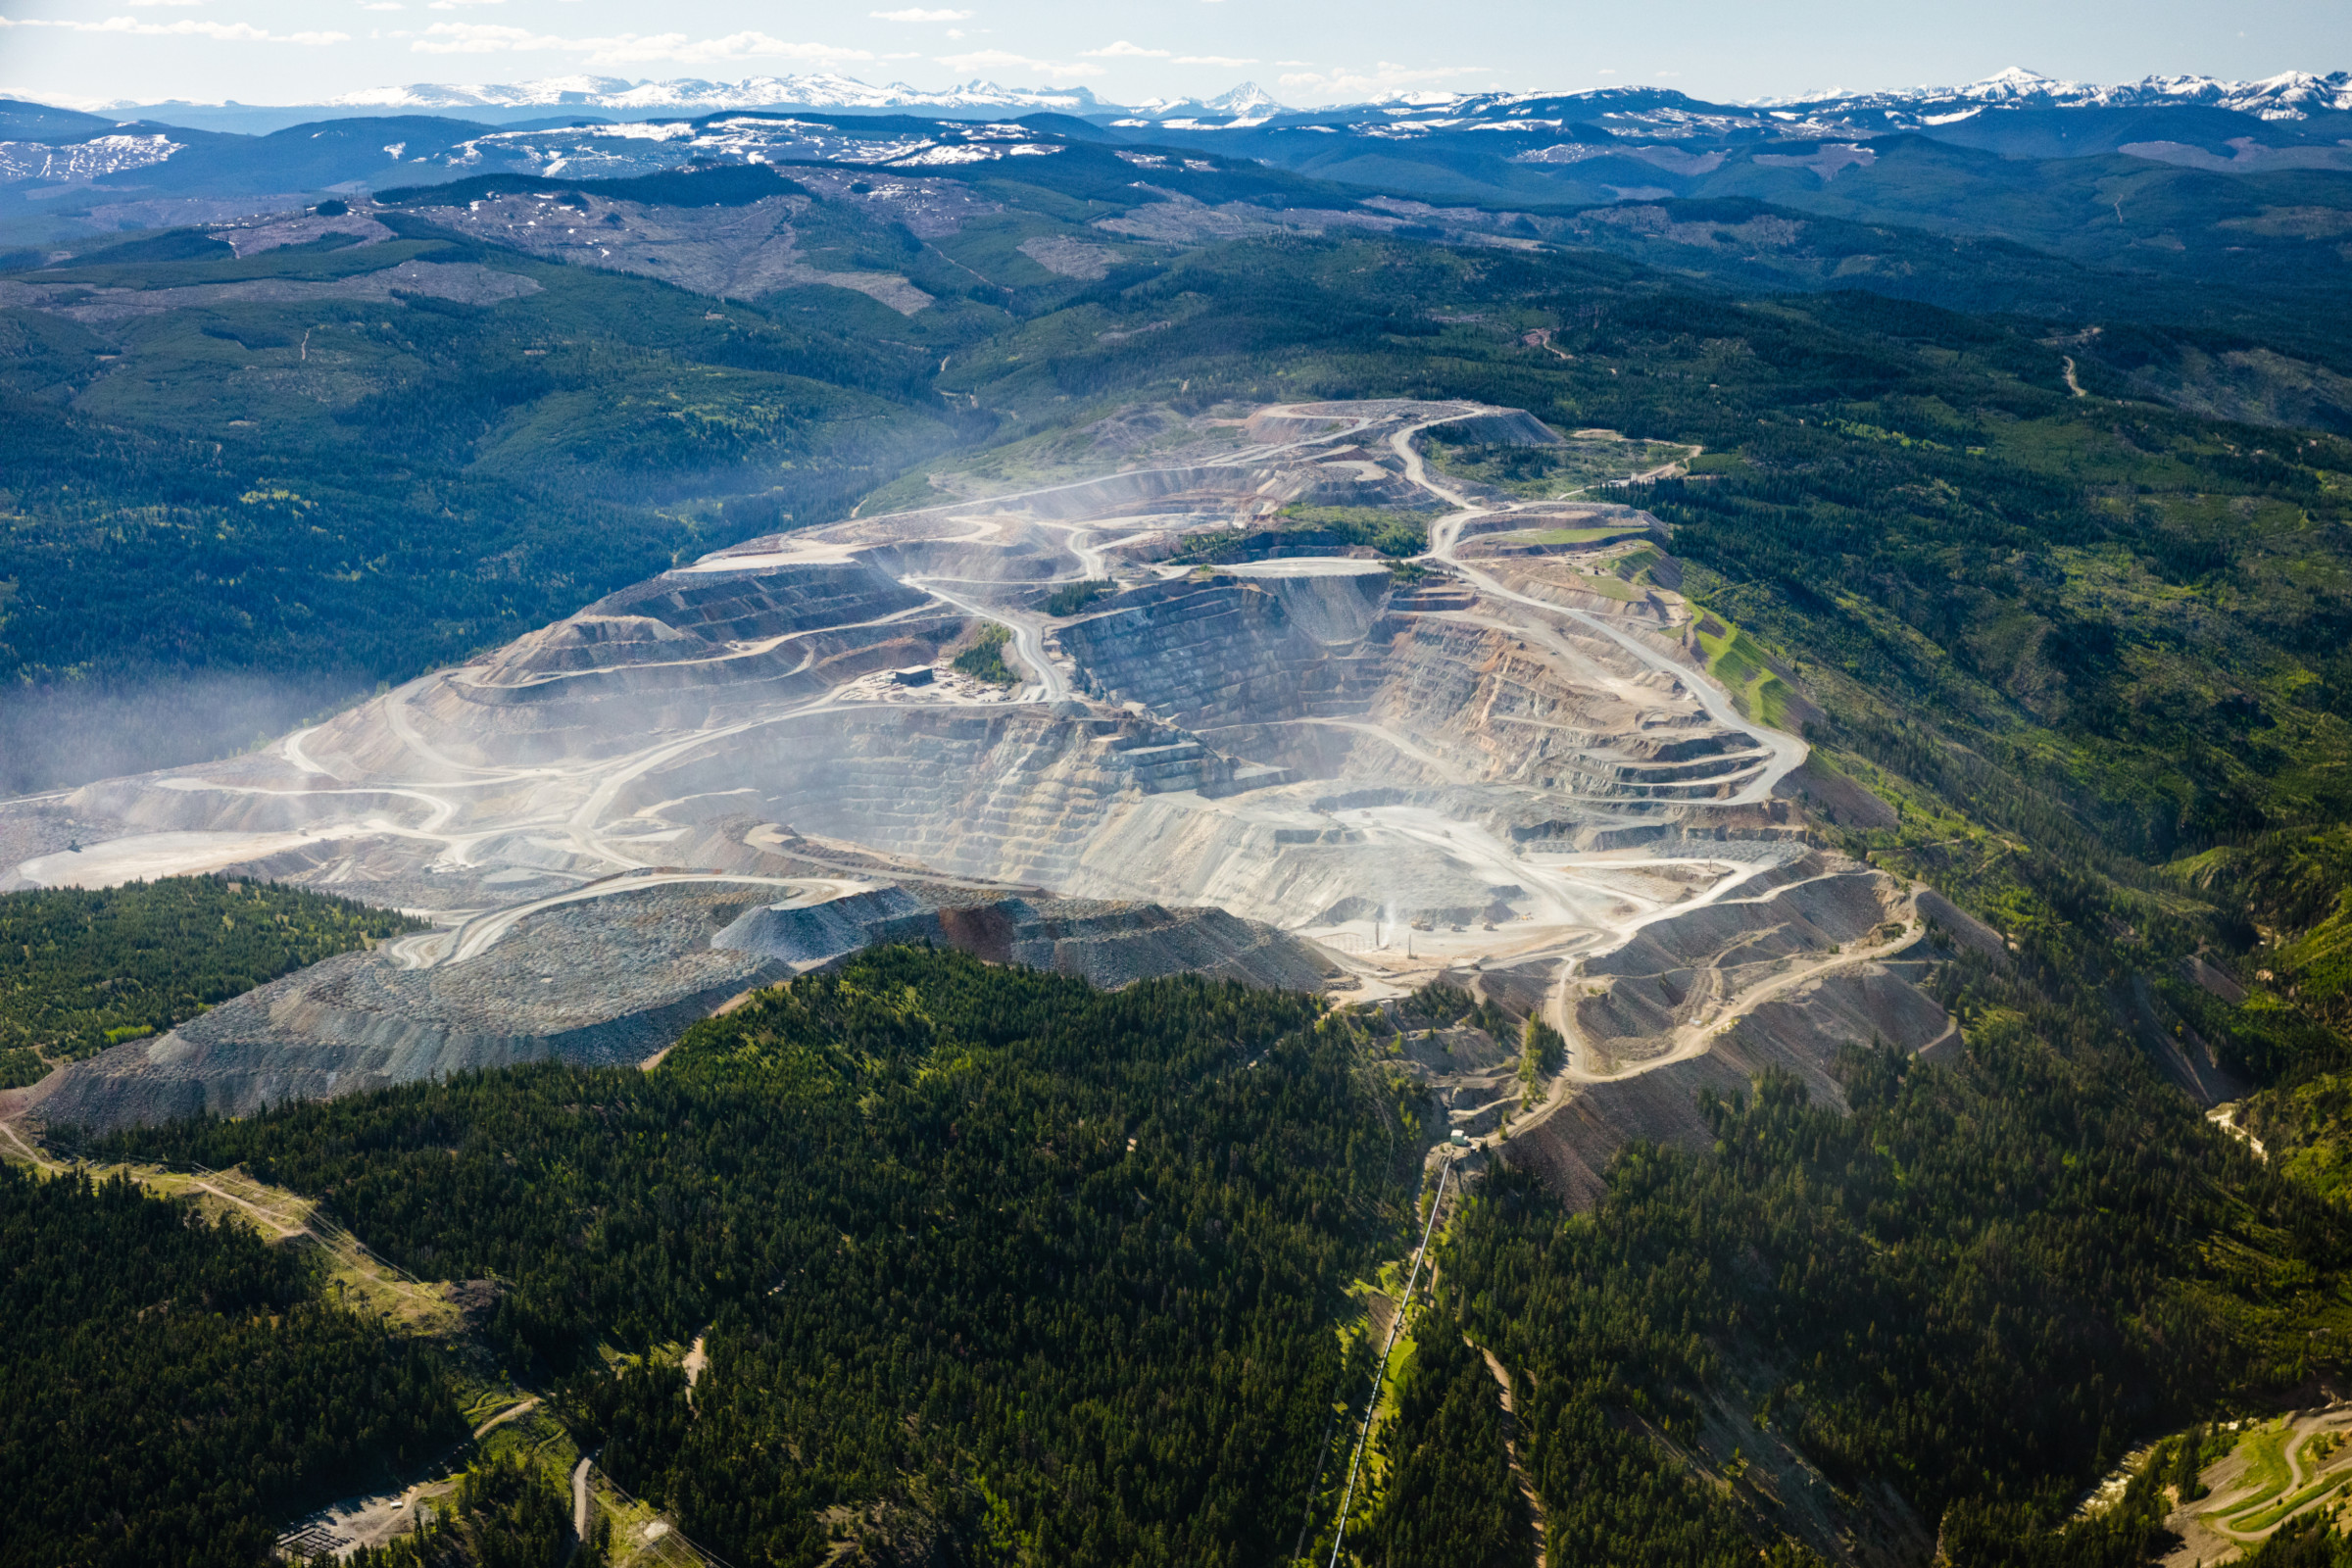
[30,883,1332,1133]
[1514,941,1953,1209]
[719,891,1332,992]
[29,884,789,1133]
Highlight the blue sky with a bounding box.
[1,0,2344,110]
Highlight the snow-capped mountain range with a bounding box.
[1333,69,2352,138]
[1763,66,2352,122]
[6,63,2346,206]
[317,73,1297,125]
[324,73,1115,116]
[66,66,2352,127]
[1131,83,1287,122]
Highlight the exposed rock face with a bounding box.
[1506,944,1955,1210]
[1573,855,1909,1070]
[32,880,1332,1133]
[1060,570,1393,729]
[33,883,790,1133]
[3,398,1950,1174]
[1442,410,1565,446]
[717,893,1332,992]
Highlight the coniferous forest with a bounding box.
[107,950,1416,1567]
[0,876,421,1088]
[27,925,2334,1568]
[7,70,2352,1568]
[0,1163,461,1568]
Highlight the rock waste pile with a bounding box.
[4,400,1956,1191]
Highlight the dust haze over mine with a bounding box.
[14,396,1914,1168]
[3,44,2352,1568]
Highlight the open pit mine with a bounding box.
[0,399,1976,1188]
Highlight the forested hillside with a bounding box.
[5,132,2349,790]
[1330,837,2352,1566]
[0,876,420,1090]
[11,98,2352,1568]
[1436,1041,2346,1565]
[0,213,965,787]
[114,947,1422,1567]
[0,1163,462,1568]
[67,934,2352,1568]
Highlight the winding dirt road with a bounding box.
[911,577,1070,702]
[1392,415,1807,808]
[1370,412,1931,1120]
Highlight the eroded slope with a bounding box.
[4,399,1944,1164]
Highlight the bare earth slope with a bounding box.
[3,399,1952,1186]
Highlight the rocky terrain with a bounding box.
[23,874,1333,1134]
[3,397,1951,1196]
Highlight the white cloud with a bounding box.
[407,22,873,66]
[412,21,558,50]
[1083,39,1166,58]
[360,2,403,9]
[871,7,968,18]
[590,30,871,66]
[0,15,346,42]
[427,0,504,9]
[1175,54,1255,67]
[1275,61,1484,99]
[936,47,1101,79]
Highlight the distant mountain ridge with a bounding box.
[322,72,1114,116]
[1764,66,2352,120]
[31,66,2352,131]
[5,60,2350,308]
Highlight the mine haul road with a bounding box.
[1384,410,1872,1116]
[909,577,1070,702]
[1393,412,1806,808]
